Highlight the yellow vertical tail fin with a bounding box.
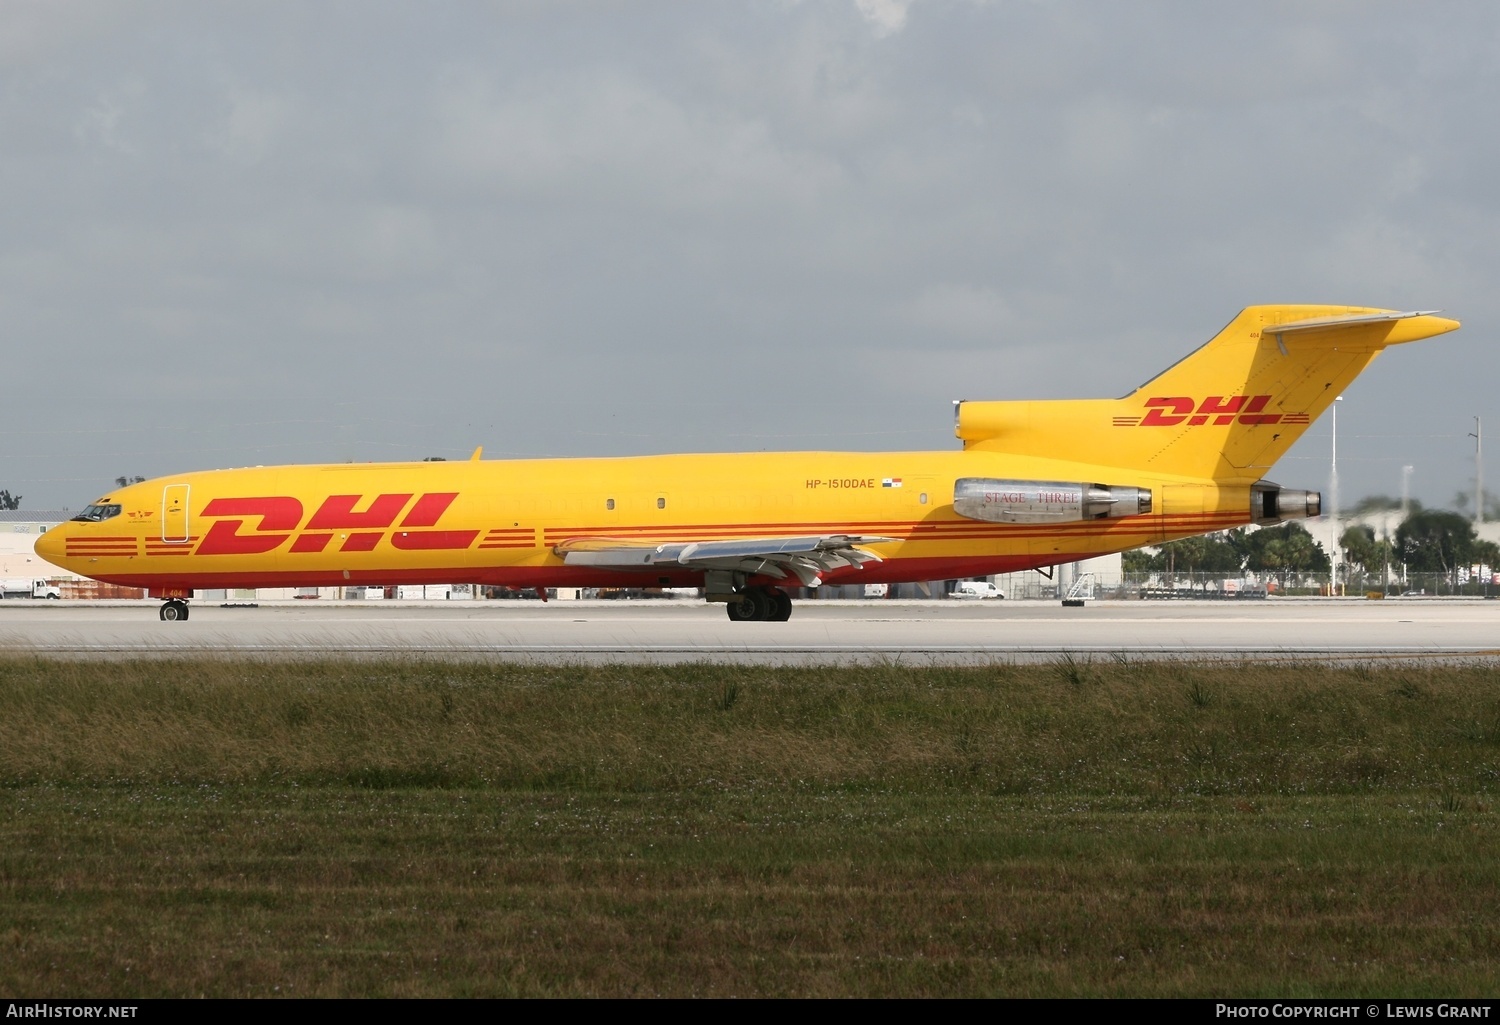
[956,305,1459,482]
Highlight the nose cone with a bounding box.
[34,525,68,570]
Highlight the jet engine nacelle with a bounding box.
[953,478,1153,524]
[1251,481,1321,525]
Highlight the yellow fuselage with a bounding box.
[35,450,1241,595]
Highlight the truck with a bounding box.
[0,578,62,599]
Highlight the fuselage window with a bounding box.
[72,503,122,522]
[606,498,615,511]
[657,497,666,509]
[919,493,928,505]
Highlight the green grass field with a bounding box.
[3,656,1499,996]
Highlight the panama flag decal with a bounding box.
[882,478,902,488]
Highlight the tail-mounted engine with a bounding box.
[953,478,1153,524]
[1251,480,1321,524]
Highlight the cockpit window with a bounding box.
[72,503,122,522]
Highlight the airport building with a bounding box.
[0,510,74,580]
[0,510,152,598]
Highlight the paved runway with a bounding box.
[1,597,1498,661]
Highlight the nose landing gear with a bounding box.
[159,599,190,622]
[724,587,792,622]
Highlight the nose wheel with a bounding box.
[159,599,190,622]
[724,587,792,622]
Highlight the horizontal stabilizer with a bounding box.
[1265,309,1442,335]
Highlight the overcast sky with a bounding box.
[3,1,1497,511]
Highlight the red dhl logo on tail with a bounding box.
[1112,396,1311,428]
[196,493,479,555]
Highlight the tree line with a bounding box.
[1122,522,1330,587]
[1124,508,1498,588]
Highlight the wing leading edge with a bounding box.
[555,534,894,588]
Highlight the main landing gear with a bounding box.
[159,599,189,622]
[725,586,792,623]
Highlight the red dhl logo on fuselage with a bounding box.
[196,493,479,555]
[1111,396,1311,428]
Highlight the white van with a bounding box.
[950,580,1004,600]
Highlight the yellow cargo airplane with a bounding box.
[36,305,1458,622]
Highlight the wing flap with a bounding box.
[556,534,894,586]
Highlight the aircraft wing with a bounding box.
[555,534,894,588]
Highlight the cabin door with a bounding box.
[162,484,190,543]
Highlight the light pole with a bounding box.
[1470,416,1483,526]
[1400,464,1413,588]
[1473,416,1488,596]
[1330,395,1343,594]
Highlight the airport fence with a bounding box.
[1114,571,1499,599]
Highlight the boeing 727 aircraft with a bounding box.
[36,305,1459,621]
